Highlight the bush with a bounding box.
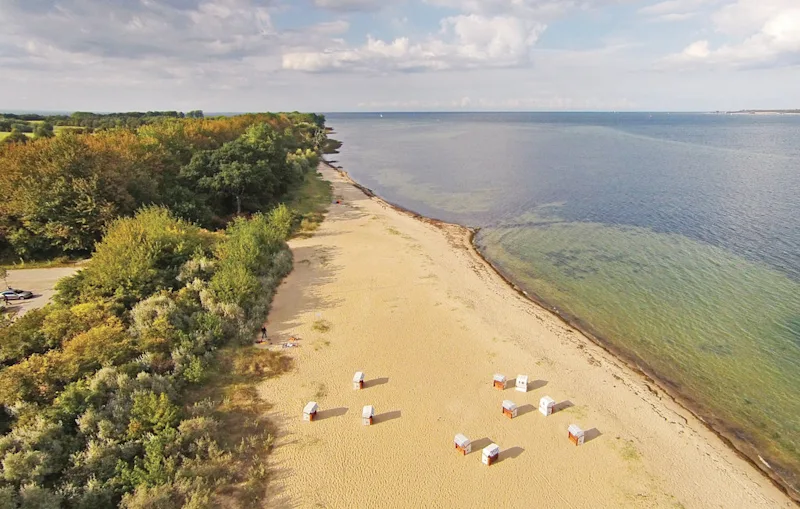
[120,483,181,509]
[0,309,50,365]
[127,392,179,439]
[18,484,61,509]
[59,207,214,308]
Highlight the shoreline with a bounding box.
[323,160,799,505]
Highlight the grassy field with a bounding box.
[0,124,84,141]
[0,131,33,141]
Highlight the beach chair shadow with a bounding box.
[373,410,401,424]
[553,400,574,413]
[584,428,602,443]
[470,437,494,453]
[316,407,348,420]
[363,377,389,389]
[498,447,525,463]
[516,404,536,417]
[529,379,548,390]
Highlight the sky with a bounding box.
[1,0,799,112]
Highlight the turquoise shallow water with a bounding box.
[326,112,800,495]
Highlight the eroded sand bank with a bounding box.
[259,164,792,508]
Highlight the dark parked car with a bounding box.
[1,289,33,300]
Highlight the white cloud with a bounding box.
[682,40,711,58]
[665,1,800,67]
[283,15,545,72]
[0,0,277,63]
[312,0,394,12]
[2,0,798,112]
[282,0,627,73]
[425,0,625,17]
[638,0,721,22]
[712,0,795,35]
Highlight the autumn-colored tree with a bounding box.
[0,133,137,257]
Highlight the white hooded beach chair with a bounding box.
[568,424,585,446]
[303,402,318,422]
[539,396,555,416]
[502,400,518,419]
[482,443,500,466]
[515,375,529,392]
[362,405,374,425]
[353,371,364,390]
[454,434,471,455]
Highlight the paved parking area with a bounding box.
[3,267,80,316]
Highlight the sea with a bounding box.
[325,112,800,496]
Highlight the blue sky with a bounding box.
[1,0,799,112]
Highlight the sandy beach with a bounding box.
[259,163,793,508]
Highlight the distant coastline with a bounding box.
[722,109,800,115]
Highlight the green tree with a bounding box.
[181,123,295,216]
[127,392,180,439]
[209,210,289,312]
[0,308,51,364]
[18,484,61,509]
[32,122,54,139]
[2,128,28,144]
[0,486,18,508]
[55,207,213,307]
[183,142,271,216]
[215,160,255,215]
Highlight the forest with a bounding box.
[0,112,333,507]
[0,112,327,260]
[0,111,205,135]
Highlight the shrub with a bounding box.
[0,309,50,365]
[127,392,180,439]
[60,207,214,308]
